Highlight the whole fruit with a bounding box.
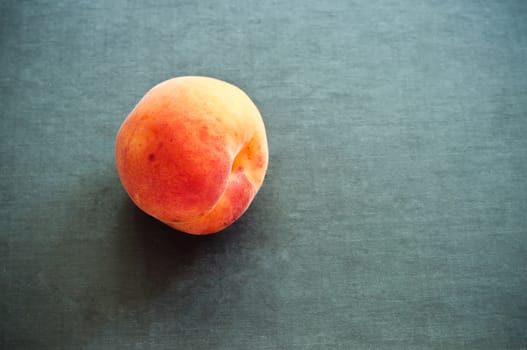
[115,76,268,234]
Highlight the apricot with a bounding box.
[115,76,268,234]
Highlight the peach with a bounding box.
[115,76,268,234]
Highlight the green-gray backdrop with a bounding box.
[1,1,526,349]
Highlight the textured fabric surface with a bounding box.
[1,1,526,349]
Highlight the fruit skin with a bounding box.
[115,76,268,235]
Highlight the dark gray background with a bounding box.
[1,1,526,349]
